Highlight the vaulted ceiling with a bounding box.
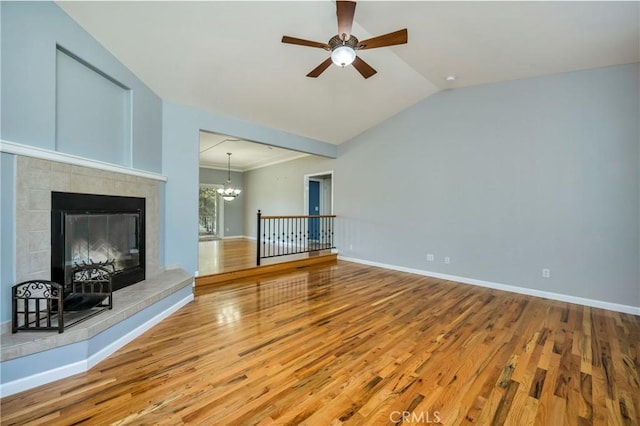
[58,1,639,145]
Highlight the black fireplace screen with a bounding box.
[63,213,140,284]
[52,192,145,291]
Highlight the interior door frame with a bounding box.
[303,171,333,215]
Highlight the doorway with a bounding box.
[305,172,333,246]
[304,172,333,215]
[308,180,321,240]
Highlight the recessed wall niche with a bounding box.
[55,46,132,166]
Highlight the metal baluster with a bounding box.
[256,210,261,265]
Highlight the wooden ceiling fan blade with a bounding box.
[357,28,408,50]
[352,56,376,79]
[336,1,356,40]
[307,58,333,78]
[282,35,330,50]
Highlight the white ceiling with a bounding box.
[199,131,308,171]
[58,1,639,146]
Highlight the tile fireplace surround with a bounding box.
[1,155,194,396]
[14,155,161,284]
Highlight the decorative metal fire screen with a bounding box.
[12,262,114,333]
[12,280,64,333]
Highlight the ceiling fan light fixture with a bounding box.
[281,2,406,78]
[331,45,356,67]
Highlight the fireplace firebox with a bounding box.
[51,192,145,292]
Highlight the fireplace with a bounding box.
[51,192,145,291]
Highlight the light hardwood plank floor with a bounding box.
[2,261,638,425]
[199,238,256,275]
[198,238,331,276]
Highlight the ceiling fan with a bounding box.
[281,1,408,79]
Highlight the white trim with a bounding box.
[0,293,193,398]
[0,139,167,182]
[338,256,640,316]
[0,359,87,399]
[304,171,334,215]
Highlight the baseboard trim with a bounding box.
[0,359,87,399]
[338,256,640,316]
[0,293,193,398]
[0,320,10,335]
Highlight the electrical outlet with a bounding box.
[427,254,434,261]
[444,256,450,264]
[349,244,353,250]
[542,268,551,278]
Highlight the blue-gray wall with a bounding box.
[244,155,334,234]
[0,1,164,323]
[199,168,244,237]
[55,47,132,165]
[0,154,16,321]
[1,2,162,171]
[337,63,639,307]
[245,64,640,309]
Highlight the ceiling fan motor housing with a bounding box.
[328,34,358,51]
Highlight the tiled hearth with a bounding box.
[1,268,192,361]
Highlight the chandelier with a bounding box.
[217,152,241,201]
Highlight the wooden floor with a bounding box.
[2,261,639,425]
[199,238,256,275]
[198,238,330,276]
